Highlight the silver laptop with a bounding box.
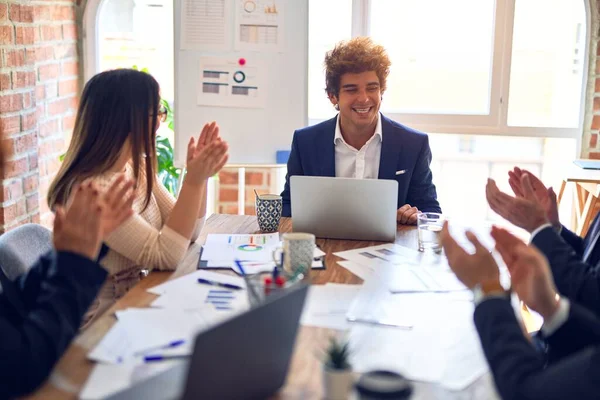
[291,176,398,241]
[106,284,309,400]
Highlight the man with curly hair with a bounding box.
[281,37,441,224]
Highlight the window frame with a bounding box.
[341,0,591,139]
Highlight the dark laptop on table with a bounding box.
[107,283,309,400]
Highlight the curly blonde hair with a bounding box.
[324,37,391,98]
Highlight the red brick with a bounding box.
[13,71,36,89]
[35,84,45,100]
[590,152,600,160]
[39,141,53,157]
[0,73,10,91]
[0,116,20,135]
[58,78,78,96]
[0,93,24,113]
[23,175,38,194]
[61,61,78,76]
[3,180,23,201]
[0,25,13,45]
[36,104,45,120]
[15,132,37,154]
[26,193,39,213]
[5,157,29,178]
[596,79,600,93]
[245,171,264,185]
[54,44,77,59]
[16,198,26,218]
[3,49,25,67]
[10,4,34,23]
[0,203,18,225]
[28,153,38,170]
[21,112,36,131]
[22,92,33,109]
[0,4,7,21]
[15,26,35,45]
[219,170,238,184]
[219,188,238,202]
[62,24,76,40]
[62,115,75,131]
[34,46,54,63]
[31,213,40,224]
[40,24,62,42]
[244,206,256,216]
[597,60,600,75]
[39,119,59,137]
[38,63,60,81]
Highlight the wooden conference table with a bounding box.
[27,214,499,399]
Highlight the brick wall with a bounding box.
[218,168,274,215]
[0,0,80,232]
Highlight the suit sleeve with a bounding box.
[531,226,600,316]
[559,226,585,256]
[281,130,304,218]
[0,251,107,398]
[474,298,600,400]
[544,302,600,363]
[405,135,441,213]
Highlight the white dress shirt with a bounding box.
[334,113,382,179]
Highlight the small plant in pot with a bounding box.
[322,336,354,400]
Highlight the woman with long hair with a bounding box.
[48,69,228,326]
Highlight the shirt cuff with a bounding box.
[530,223,554,243]
[541,298,570,336]
[472,287,509,305]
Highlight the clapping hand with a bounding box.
[185,122,229,185]
[491,226,560,319]
[508,167,559,227]
[440,221,500,289]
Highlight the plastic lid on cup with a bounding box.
[355,370,413,399]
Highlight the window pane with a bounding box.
[370,0,495,115]
[98,0,174,101]
[308,0,352,121]
[508,0,586,128]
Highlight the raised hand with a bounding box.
[99,174,135,237]
[486,177,549,232]
[188,121,221,161]
[53,183,104,260]
[440,221,499,289]
[185,129,229,186]
[491,226,560,319]
[508,167,559,227]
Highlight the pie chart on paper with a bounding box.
[238,244,264,252]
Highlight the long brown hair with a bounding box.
[48,69,160,211]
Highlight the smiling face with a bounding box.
[330,70,381,135]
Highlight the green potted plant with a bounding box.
[322,336,354,399]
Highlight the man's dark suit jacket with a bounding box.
[0,251,107,398]
[280,114,441,217]
[475,297,600,400]
[531,220,600,317]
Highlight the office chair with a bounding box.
[0,224,53,281]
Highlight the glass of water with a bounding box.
[417,212,445,253]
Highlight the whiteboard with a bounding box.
[173,0,308,166]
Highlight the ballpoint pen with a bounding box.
[134,339,186,356]
[235,259,260,304]
[144,354,191,363]
[197,278,243,290]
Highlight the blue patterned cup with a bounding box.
[256,194,282,233]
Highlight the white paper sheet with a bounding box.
[148,270,246,295]
[181,0,232,51]
[234,0,285,52]
[300,284,361,330]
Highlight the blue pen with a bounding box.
[235,259,259,304]
[144,354,191,363]
[135,339,186,356]
[198,278,243,290]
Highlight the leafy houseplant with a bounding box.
[156,98,181,195]
[322,336,354,399]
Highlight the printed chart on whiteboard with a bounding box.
[235,0,284,51]
[181,0,232,51]
[197,56,267,108]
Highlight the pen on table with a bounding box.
[144,354,191,363]
[235,259,260,303]
[134,339,186,356]
[197,278,243,290]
